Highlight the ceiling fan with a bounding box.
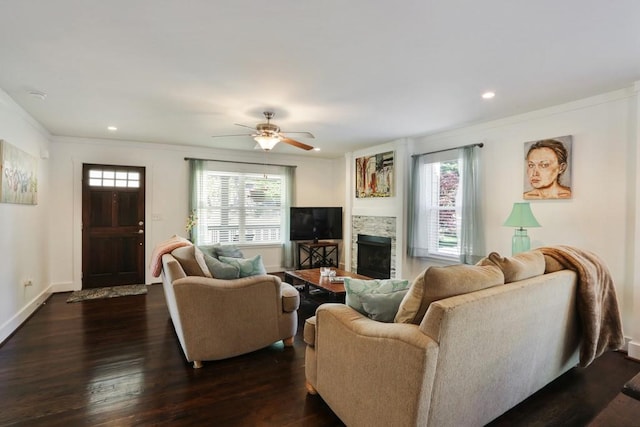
[212,111,315,151]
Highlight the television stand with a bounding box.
[297,241,338,270]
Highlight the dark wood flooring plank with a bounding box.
[0,284,638,426]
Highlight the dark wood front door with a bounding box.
[82,164,145,289]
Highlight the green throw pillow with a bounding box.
[218,255,267,278]
[202,252,240,279]
[197,244,244,259]
[344,278,410,320]
[360,289,410,322]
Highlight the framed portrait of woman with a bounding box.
[523,135,572,200]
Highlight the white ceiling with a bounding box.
[0,1,639,158]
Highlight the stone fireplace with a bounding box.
[351,215,396,279]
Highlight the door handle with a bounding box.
[138,229,144,234]
[138,221,144,226]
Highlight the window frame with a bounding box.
[192,161,289,246]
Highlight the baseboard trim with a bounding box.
[50,282,76,293]
[628,340,640,361]
[0,286,52,345]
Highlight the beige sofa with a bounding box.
[161,253,299,368]
[304,248,623,426]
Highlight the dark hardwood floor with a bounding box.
[0,284,638,427]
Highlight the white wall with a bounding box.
[348,86,639,356]
[48,136,344,289]
[344,139,408,277]
[0,89,51,343]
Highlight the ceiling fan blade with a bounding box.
[280,137,314,151]
[234,123,258,130]
[281,131,315,139]
[211,133,253,138]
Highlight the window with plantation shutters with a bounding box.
[425,159,461,258]
[408,144,484,263]
[192,161,290,245]
[408,149,463,260]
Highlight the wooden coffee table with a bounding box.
[284,268,371,302]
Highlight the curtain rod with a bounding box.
[184,157,297,168]
[412,142,484,158]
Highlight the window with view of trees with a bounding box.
[426,159,462,258]
[408,144,483,263]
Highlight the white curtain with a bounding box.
[459,145,485,264]
[188,159,204,243]
[282,165,296,269]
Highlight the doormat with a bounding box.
[66,284,148,303]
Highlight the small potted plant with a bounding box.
[185,210,197,242]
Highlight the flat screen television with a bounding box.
[289,207,343,242]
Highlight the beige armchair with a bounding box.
[161,253,299,368]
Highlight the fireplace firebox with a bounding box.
[356,234,392,279]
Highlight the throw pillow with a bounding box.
[197,244,221,259]
[478,250,545,283]
[394,264,504,325]
[218,255,267,278]
[197,244,244,259]
[344,278,410,317]
[360,289,410,322]
[202,252,240,279]
[171,245,209,277]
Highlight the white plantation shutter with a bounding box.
[191,160,289,245]
[408,150,462,259]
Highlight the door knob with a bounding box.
[138,221,144,226]
[138,230,144,234]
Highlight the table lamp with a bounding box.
[503,202,541,254]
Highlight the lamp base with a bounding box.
[512,229,530,255]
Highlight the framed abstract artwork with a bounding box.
[355,150,394,198]
[0,140,38,204]
[523,135,572,200]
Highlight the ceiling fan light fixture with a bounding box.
[254,135,280,151]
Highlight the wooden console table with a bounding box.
[297,241,338,270]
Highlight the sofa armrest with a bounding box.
[304,316,316,346]
[316,303,436,349]
[280,282,300,313]
[311,304,439,426]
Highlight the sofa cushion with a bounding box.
[171,245,209,277]
[218,255,267,277]
[478,251,545,283]
[344,278,410,318]
[202,252,240,279]
[394,264,504,324]
[543,254,566,274]
[360,289,410,322]
[198,244,244,259]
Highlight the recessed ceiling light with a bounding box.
[107,126,118,131]
[482,91,496,99]
[313,147,321,151]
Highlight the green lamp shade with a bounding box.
[503,202,541,254]
[503,202,541,228]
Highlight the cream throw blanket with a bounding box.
[539,245,624,367]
